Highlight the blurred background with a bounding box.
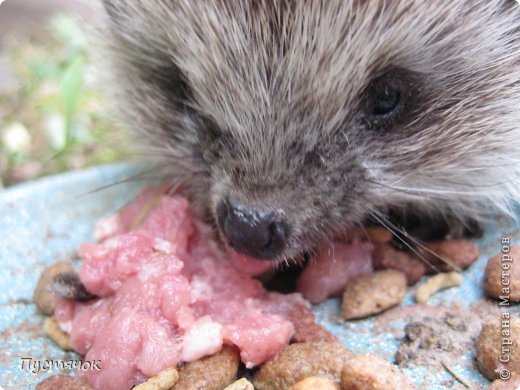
[0,0,130,189]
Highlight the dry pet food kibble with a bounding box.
[289,376,339,390]
[476,318,520,380]
[173,345,240,390]
[485,246,519,302]
[254,342,353,390]
[423,240,479,273]
[133,368,179,390]
[341,354,417,390]
[44,316,74,351]
[342,270,407,319]
[415,272,462,303]
[33,261,73,315]
[343,227,393,244]
[224,378,254,390]
[372,244,427,285]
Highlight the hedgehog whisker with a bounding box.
[367,208,441,272]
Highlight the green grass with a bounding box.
[0,14,130,188]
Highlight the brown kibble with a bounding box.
[489,374,520,389]
[341,354,417,390]
[423,240,479,273]
[415,272,462,303]
[44,317,74,351]
[174,345,239,390]
[372,244,427,285]
[342,270,406,320]
[134,368,179,390]
[476,318,520,380]
[36,375,93,390]
[485,246,520,302]
[290,376,339,389]
[224,378,254,390]
[254,342,353,390]
[342,227,392,244]
[361,227,393,244]
[33,261,73,315]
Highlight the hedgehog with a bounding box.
[98,0,520,262]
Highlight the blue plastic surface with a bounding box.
[0,162,518,389]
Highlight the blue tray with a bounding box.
[0,162,518,389]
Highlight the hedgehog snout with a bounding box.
[216,198,288,260]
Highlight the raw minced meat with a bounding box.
[296,238,373,304]
[53,187,377,389]
[54,188,314,390]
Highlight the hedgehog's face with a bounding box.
[103,0,519,261]
[199,68,420,260]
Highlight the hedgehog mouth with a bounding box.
[220,228,316,271]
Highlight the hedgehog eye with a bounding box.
[372,82,401,116]
[363,69,422,129]
[365,69,409,121]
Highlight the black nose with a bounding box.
[216,199,288,260]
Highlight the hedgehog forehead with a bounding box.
[168,4,363,115]
[166,1,465,137]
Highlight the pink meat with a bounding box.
[93,186,168,242]
[296,238,374,304]
[55,193,304,390]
